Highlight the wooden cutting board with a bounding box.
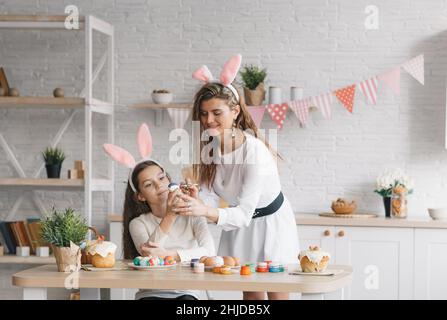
[319,212,378,218]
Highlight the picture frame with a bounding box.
[0,67,10,96]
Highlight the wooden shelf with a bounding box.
[0,178,114,191]
[0,255,55,265]
[0,96,85,109]
[0,178,84,189]
[132,102,192,109]
[0,15,85,29]
[0,15,85,22]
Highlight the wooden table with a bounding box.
[12,263,353,300]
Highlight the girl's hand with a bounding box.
[140,241,167,257]
[173,193,208,217]
[166,189,182,217]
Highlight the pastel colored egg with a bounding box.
[140,258,149,266]
[168,183,179,192]
[164,256,174,265]
[149,258,158,266]
[214,256,224,266]
[158,257,165,265]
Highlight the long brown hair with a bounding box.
[122,160,171,259]
[192,82,281,189]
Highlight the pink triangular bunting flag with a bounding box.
[334,84,356,113]
[402,54,424,85]
[289,97,312,126]
[312,93,333,119]
[167,108,191,129]
[378,67,400,96]
[247,106,266,128]
[359,76,379,105]
[266,103,288,129]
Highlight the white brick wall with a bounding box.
[1,0,447,298]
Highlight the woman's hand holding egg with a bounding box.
[172,193,208,217]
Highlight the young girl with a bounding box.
[104,124,215,300]
[173,55,300,300]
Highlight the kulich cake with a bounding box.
[86,240,117,268]
[298,246,330,272]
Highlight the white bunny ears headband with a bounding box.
[192,54,242,102]
[103,123,163,193]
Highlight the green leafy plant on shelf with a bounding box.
[40,207,88,248]
[239,64,267,106]
[42,147,65,178]
[240,64,267,90]
[42,147,65,165]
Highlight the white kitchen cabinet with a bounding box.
[335,226,413,300]
[297,225,413,300]
[297,225,336,255]
[414,228,447,299]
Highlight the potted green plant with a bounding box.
[240,64,267,106]
[40,207,89,272]
[42,147,65,178]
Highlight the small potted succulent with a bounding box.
[42,147,65,178]
[240,64,267,106]
[152,89,173,104]
[40,207,89,272]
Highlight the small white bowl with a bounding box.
[151,92,173,104]
[428,208,447,220]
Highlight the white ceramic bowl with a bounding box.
[428,208,447,220]
[151,92,173,104]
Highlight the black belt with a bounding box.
[252,192,284,219]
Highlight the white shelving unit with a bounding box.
[0,15,115,228]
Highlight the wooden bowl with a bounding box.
[331,201,357,215]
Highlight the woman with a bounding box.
[173,55,300,300]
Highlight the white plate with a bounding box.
[288,267,342,276]
[128,262,177,270]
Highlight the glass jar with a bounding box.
[391,187,408,218]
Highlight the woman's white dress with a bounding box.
[200,132,300,264]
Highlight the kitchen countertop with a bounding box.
[295,213,447,229]
[109,213,447,229]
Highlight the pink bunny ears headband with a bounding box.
[103,123,163,193]
[192,54,242,102]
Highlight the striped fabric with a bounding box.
[312,92,333,119]
[289,97,312,126]
[359,76,379,105]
